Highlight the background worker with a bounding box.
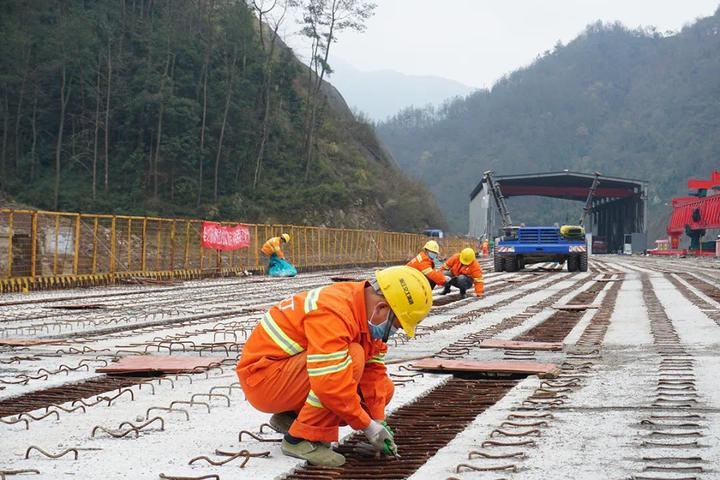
[261,233,290,274]
[236,266,432,467]
[406,240,446,288]
[441,247,484,297]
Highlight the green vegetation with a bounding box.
[377,9,720,239]
[0,0,446,232]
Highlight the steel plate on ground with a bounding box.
[477,339,563,351]
[0,338,64,346]
[411,358,560,378]
[96,355,223,374]
[552,303,600,310]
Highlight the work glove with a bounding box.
[443,275,452,284]
[363,420,397,456]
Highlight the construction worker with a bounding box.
[441,247,484,297]
[236,266,432,467]
[406,240,446,288]
[481,239,489,257]
[261,233,290,274]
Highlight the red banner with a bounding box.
[201,222,250,251]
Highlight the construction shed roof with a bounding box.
[470,171,648,201]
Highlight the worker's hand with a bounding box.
[363,420,397,455]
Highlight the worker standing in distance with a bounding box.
[441,247,484,297]
[261,233,290,274]
[236,266,432,467]
[406,240,447,289]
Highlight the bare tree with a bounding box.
[214,46,238,202]
[299,0,375,180]
[250,0,295,189]
[197,0,215,206]
[103,39,112,193]
[92,51,102,200]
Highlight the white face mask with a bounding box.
[368,305,398,341]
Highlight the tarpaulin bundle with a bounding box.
[268,255,297,277]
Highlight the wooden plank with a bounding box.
[96,355,223,374]
[477,339,563,351]
[411,358,560,378]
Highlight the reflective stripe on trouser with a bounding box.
[237,343,378,442]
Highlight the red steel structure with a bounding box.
[666,170,720,251]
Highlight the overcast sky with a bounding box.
[282,0,720,88]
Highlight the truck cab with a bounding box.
[495,225,588,272]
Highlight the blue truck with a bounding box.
[494,225,588,272]
[484,171,598,273]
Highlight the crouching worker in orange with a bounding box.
[441,247,484,298]
[260,233,290,274]
[236,266,432,467]
[406,240,447,289]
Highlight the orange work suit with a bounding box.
[236,281,394,442]
[261,236,285,258]
[442,253,484,295]
[406,251,446,287]
[481,240,489,256]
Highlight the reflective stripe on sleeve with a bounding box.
[304,287,324,313]
[259,312,304,355]
[307,350,348,363]
[421,267,433,274]
[366,352,386,365]
[473,277,483,283]
[306,390,323,408]
[307,356,352,376]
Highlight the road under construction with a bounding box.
[1,254,720,479]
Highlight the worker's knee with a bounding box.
[456,275,473,290]
[349,343,365,382]
[384,376,395,405]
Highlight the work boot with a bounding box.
[441,283,451,295]
[281,437,346,467]
[459,290,467,298]
[269,411,298,434]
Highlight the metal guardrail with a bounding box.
[0,209,473,293]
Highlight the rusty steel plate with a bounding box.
[47,304,107,310]
[96,356,223,374]
[552,303,599,310]
[0,338,63,346]
[411,358,560,378]
[477,339,563,351]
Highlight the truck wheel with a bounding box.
[505,256,518,272]
[579,252,588,272]
[493,255,505,272]
[567,255,579,272]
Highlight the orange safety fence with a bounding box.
[0,208,477,293]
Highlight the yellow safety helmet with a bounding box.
[375,266,432,338]
[281,233,291,242]
[460,247,475,265]
[423,240,440,254]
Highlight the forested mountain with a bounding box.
[329,59,474,121]
[377,9,720,239]
[0,0,447,232]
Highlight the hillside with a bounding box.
[0,0,447,232]
[376,9,720,239]
[328,59,475,121]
